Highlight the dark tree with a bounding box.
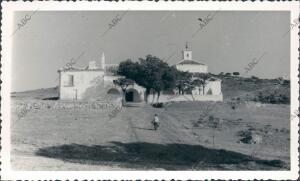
[138,55,177,102]
[233,72,240,76]
[117,59,141,80]
[117,55,177,103]
[194,73,211,95]
[191,78,204,95]
[175,71,192,94]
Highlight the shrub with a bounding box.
[256,91,289,104]
[152,103,164,108]
[251,76,259,79]
[233,72,240,76]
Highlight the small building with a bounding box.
[58,53,145,102]
[58,61,106,101]
[154,43,223,102]
[175,43,208,73]
[191,77,222,95]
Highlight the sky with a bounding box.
[11,11,290,92]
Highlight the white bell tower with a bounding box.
[182,42,192,60]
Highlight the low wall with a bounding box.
[148,94,223,103]
[12,99,122,113]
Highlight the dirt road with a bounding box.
[11,102,290,170]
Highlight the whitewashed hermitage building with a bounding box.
[58,53,145,101]
[175,43,208,73]
[58,44,223,102]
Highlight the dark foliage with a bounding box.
[233,72,240,76]
[152,103,164,108]
[256,92,289,104]
[117,55,179,102]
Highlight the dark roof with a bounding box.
[177,59,206,65]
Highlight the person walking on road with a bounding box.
[152,114,160,131]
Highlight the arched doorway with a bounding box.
[107,88,121,95]
[107,88,122,101]
[125,89,141,102]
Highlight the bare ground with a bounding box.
[11,100,290,170]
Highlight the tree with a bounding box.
[233,72,240,76]
[161,67,177,95]
[175,71,192,94]
[138,55,177,102]
[113,78,134,100]
[194,73,211,95]
[117,59,141,80]
[117,55,177,103]
[191,78,204,95]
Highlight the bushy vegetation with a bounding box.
[255,92,289,104]
[217,74,290,105]
[116,55,211,103]
[152,103,164,108]
[233,72,240,76]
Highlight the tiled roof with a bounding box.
[177,59,206,65]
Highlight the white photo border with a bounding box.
[1,1,299,180]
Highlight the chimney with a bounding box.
[101,52,106,70]
[88,61,98,69]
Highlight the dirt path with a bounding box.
[120,106,197,145]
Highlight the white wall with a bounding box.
[59,70,105,100]
[175,64,208,73]
[147,80,223,102]
[204,81,222,95]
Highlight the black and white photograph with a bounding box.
[1,1,299,180]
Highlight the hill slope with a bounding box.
[11,87,59,100]
[11,76,290,104]
[220,76,290,104]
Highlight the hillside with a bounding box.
[11,87,59,100]
[11,76,290,104]
[218,75,290,104]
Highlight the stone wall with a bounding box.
[13,99,121,110]
[12,99,122,120]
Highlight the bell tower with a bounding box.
[182,42,192,60]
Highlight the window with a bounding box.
[64,74,74,86]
